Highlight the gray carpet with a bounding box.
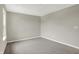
[4,37,79,54]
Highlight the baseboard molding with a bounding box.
[7,35,79,50]
[41,35,79,50]
[7,36,41,43]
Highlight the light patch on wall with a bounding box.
[73,25,79,30]
[3,8,7,41]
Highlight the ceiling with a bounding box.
[5,4,75,16]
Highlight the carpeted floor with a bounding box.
[4,37,79,54]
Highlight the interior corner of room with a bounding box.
[0,4,79,54]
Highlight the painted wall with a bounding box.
[41,5,79,48]
[7,12,41,42]
[0,5,7,54]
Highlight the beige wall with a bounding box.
[7,12,41,42]
[41,5,79,48]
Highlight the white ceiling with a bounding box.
[5,4,75,16]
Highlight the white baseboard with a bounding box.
[7,35,79,50]
[41,35,79,50]
[7,36,41,43]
